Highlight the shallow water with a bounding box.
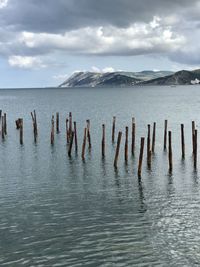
[0,86,200,266]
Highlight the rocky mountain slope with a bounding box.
[59,70,173,87]
[142,70,200,85]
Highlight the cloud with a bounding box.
[91,66,115,72]
[102,67,115,73]
[8,55,46,69]
[0,0,199,68]
[18,18,185,57]
[0,0,8,8]
[91,66,100,72]
[1,0,199,33]
[54,66,116,81]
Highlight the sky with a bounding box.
[0,0,200,88]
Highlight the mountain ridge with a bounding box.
[142,70,200,85]
[59,69,200,87]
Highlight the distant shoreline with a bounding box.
[0,84,198,90]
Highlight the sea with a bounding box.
[0,85,200,266]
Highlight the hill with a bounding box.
[142,70,200,85]
[59,70,173,87]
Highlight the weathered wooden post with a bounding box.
[74,121,78,152]
[114,131,122,168]
[131,117,135,156]
[192,121,195,154]
[147,124,151,168]
[138,137,145,178]
[82,128,87,160]
[164,120,168,150]
[86,119,91,149]
[51,115,55,145]
[152,122,156,153]
[66,118,69,144]
[15,118,20,130]
[102,124,105,158]
[112,116,116,143]
[56,112,60,134]
[194,129,197,169]
[68,131,74,157]
[33,110,38,137]
[168,131,172,173]
[19,118,23,145]
[31,112,35,132]
[31,111,37,143]
[1,115,4,140]
[181,124,185,159]
[125,126,128,163]
[4,113,7,135]
[69,112,72,137]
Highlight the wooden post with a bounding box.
[125,126,128,163]
[69,112,72,137]
[164,120,168,150]
[31,111,37,143]
[68,131,74,157]
[33,110,38,136]
[20,118,23,145]
[102,124,105,158]
[152,122,156,153]
[56,112,60,134]
[138,137,145,178]
[15,118,21,130]
[86,119,91,149]
[192,121,195,154]
[131,117,135,156]
[31,111,34,128]
[1,115,4,140]
[66,118,69,144]
[112,116,116,143]
[82,128,87,160]
[168,131,172,173]
[194,129,197,169]
[51,115,54,145]
[114,131,122,168]
[4,113,7,135]
[74,121,78,152]
[147,124,151,168]
[181,124,185,159]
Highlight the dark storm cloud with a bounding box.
[1,0,199,33]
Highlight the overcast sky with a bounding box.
[0,0,200,87]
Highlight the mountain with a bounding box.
[59,72,141,87]
[59,70,173,88]
[121,70,174,81]
[142,70,200,85]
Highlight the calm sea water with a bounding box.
[0,86,200,266]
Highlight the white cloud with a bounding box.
[19,17,185,56]
[90,66,115,73]
[55,67,116,81]
[91,66,101,72]
[102,67,115,73]
[8,55,46,69]
[0,0,8,8]
[150,16,161,29]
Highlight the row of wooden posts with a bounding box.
[0,111,198,177]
